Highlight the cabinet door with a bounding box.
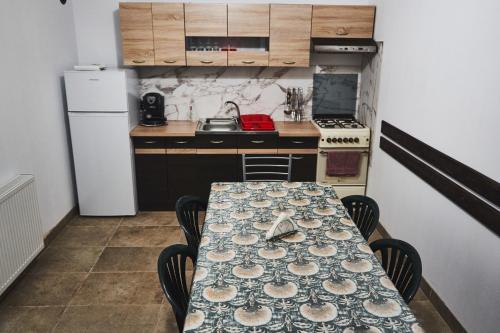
[197,154,240,201]
[228,4,269,37]
[135,153,168,211]
[167,154,199,210]
[152,3,186,66]
[185,4,227,36]
[269,4,312,67]
[119,3,155,65]
[311,5,375,38]
[291,154,317,181]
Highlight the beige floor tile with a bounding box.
[69,216,122,227]
[109,226,185,247]
[30,247,104,273]
[4,273,87,306]
[93,247,163,272]
[413,287,428,301]
[410,300,453,333]
[71,272,163,305]
[53,305,160,333]
[49,225,116,247]
[121,211,178,227]
[0,305,65,333]
[154,303,179,333]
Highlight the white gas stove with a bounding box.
[312,118,371,148]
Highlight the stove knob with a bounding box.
[326,137,332,143]
[343,137,349,143]
[354,137,360,143]
[348,138,354,143]
[336,138,342,144]
[332,138,337,143]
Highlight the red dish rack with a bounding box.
[239,114,275,131]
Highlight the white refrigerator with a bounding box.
[64,69,138,216]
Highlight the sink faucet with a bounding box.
[224,101,241,123]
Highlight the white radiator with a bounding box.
[0,175,44,295]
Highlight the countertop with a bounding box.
[130,120,320,137]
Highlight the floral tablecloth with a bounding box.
[184,182,423,333]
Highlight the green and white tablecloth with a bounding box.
[184,182,423,333]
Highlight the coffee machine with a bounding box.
[140,92,166,126]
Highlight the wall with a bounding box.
[369,0,500,332]
[0,2,78,234]
[72,0,375,67]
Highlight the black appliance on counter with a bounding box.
[140,92,166,126]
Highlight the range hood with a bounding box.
[313,38,377,54]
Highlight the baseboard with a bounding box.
[0,206,78,303]
[43,206,78,246]
[375,223,467,333]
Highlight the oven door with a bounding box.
[316,148,369,185]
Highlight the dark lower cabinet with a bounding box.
[291,154,317,181]
[196,154,240,201]
[166,154,199,210]
[135,154,168,211]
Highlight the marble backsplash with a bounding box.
[138,65,360,122]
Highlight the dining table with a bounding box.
[184,181,423,333]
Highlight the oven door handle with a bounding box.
[319,150,369,155]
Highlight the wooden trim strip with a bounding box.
[166,148,197,154]
[238,148,278,154]
[196,148,238,155]
[380,137,500,236]
[381,121,500,207]
[278,148,318,154]
[135,148,167,155]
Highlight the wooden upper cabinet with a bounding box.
[119,3,155,65]
[152,3,186,66]
[185,4,227,36]
[228,4,269,37]
[312,5,375,38]
[269,4,312,67]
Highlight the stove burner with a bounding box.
[314,118,364,129]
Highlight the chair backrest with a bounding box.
[175,196,207,252]
[242,154,292,182]
[157,244,197,332]
[341,195,380,240]
[370,238,422,304]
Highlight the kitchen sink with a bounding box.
[197,118,240,133]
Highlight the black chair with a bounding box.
[341,195,380,240]
[242,154,293,181]
[157,244,197,332]
[370,238,422,304]
[175,195,207,252]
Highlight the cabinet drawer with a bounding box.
[279,136,318,148]
[133,137,166,148]
[228,52,269,66]
[196,135,238,148]
[311,5,375,38]
[166,137,196,148]
[186,51,227,66]
[238,134,278,148]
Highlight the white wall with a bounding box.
[369,0,500,332]
[72,0,374,66]
[0,1,78,234]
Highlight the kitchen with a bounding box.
[0,1,499,333]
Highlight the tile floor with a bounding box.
[0,212,454,333]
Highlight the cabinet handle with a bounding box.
[132,60,146,64]
[291,140,305,144]
[336,27,349,36]
[242,60,255,64]
[282,61,296,65]
[250,140,265,144]
[200,60,214,64]
[292,156,304,160]
[210,140,224,144]
[144,141,157,144]
[163,60,177,64]
[174,140,188,144]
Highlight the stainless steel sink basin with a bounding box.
[197,118,240,133]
